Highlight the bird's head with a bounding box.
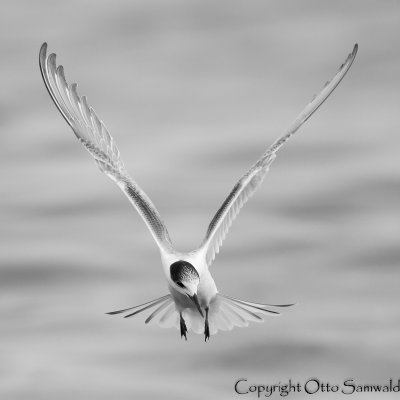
[170,260,203,317]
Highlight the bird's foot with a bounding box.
[204,320,210,342]
[180,313,188,341]
[204,307,210,342]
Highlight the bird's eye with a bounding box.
[176,282,185,288]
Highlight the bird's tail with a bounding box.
[106,294,178,325]
[175,294,295,336]
[205,294,295,334]
[106,294,295,336]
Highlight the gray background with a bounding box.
[1,1,399,399]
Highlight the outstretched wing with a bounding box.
[199,44,358,266]
[39,43,173,253]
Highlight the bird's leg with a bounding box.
[204,307,210,342]
[180,312,188,340]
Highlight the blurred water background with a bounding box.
[0,1,399,399]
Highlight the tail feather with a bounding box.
[219,302,249,328]
[216,294,295,329]
[222,295,295,309]
[106,294,171,317]
[182,308,204,334]
[222,297,265,321]
[124,297,171,318]
[106,293,294,338]
[214,307,234,331]
[223,297,280,316]
[145,299,173,324]
[158,303,178,328]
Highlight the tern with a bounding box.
[39,43,357,341]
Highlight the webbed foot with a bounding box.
[204,308,210,342]
[180,312,188,340]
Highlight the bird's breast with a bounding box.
[197,269,218,308]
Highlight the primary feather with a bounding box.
[199,44,358,266]
[40,43,358,340]
[39,43,173,253]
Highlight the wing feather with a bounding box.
[200,44,358,266]
[39,43,173,253]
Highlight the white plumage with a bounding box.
[39,43,357,341]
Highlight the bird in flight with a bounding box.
[39,43,357,341]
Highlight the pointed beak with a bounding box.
[189,294,204,318]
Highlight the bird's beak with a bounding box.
[189,294,204,318]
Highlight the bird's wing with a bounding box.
[199,44,358,267]
[39,43,173,253]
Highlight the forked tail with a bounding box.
[106,294,177,326]
[215,294,295,331]
[106,294,295,337]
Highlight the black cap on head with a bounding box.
[170,260,199,284]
